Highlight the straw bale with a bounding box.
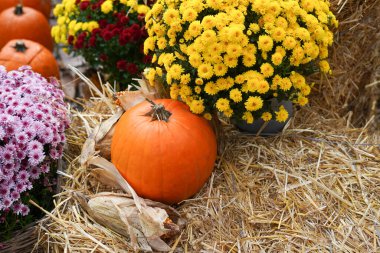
[35,0,380,252]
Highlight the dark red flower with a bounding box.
[68,35,74,45]
[119,16,130,25]
[98,19,108,28]
[99,54,108,62]
[116,60,127,70]
[92,28,101,36]
[130,24,140,31]
[137,14,145,22]
[143,55,152,64]
[119,29,132,45]
[79,1,90,10]
[126,63,138,75]
[112,28,121,36]
[102,30,113,41]
[106,24,116,31]
[77,32,87,40]
[92,0,105,9]
[89,36,96,47]
[74,37,85,49]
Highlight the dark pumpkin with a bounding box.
[0,0,51,19]
[111,99,217,204]
[0,5,53,51]
[0,39,59,78]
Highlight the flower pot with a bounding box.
[234,100,293,135]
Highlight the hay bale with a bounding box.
[35,0,380,251]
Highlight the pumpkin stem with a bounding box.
[144,98,172,122]
[13,41,28,52]
[14,4,24,15]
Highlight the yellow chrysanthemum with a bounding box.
[319,60,331,73]
[295,27,311,41]
[242,53,256,67]
[214,63,228,76]
[189,53,202,68]
[145,68,156,84]
[275,17,288,29]
[180,85,192,97]
[216,98,230,112]
[203,113,212,120]
[169,64,183,80]
[180,74,191,85]
[229,89,242,102]
[101,0,113,14]
[188,21,202,38]
[224,55,238,68]
[257,80,270,94]
[258,35,274,52]
[245,96,263,111]
[261,112,273,121]
[194,86,202,94]
[223,108,233,118]
[195,78,204,85]
[242,111,254,124]
[137,5,150,15]
[226,44,243,57]
[156,37,167,50]
[260,63,274,77]
[289,71,306,89]
[275,106,289,122]
[198,63,214,79]
[279,77,292,91]
[271,52,283,66]
[204,81,218,95]
[170,85,180,99]
[190,99,205,114]
[182,8,198,22]
[249,23,260,33]
[201,15,216,30]
[283,36,297,50]
[297,95,309,106]
[163,9,180,25]
[271,27,286,42]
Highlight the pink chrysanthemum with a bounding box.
[0,66,70,218]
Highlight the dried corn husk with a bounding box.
[75,192,184,252]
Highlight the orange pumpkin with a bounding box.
[0,0,51,19]
[111,99,217,204]
[0,5,53,51]
[0,39,59,78]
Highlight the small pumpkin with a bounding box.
[0,39,59,78]
[0,0,51,19]
[111,99,217,204]
[0,5,53,51]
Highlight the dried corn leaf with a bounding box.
[114,90,155,111]
[80,110,123,165]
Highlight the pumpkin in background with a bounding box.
[0,39,59,78]
[0,5,53,51]
[0,0,51,19]
[111,99,217,204]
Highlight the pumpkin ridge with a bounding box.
[131,120,155,198]
[116,115,150,182]
[27,46,45,66]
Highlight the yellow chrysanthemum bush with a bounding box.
[52,0,155,90]
[144,0,338,123]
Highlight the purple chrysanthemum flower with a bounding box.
[0,66,70,218]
